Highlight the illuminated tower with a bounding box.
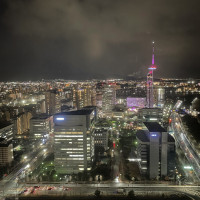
[147,41,157,108]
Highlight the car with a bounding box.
[34,186,40,189]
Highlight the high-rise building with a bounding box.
[36,100,46,114]
[73,85,96,110]
[30,115,53,138]
[53,109,95,174]
[13,112,32,135]
[155,87,165,108]
[45,90,61,115]
[102,84,116,112]
[136,122,175,179]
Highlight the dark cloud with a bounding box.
[0,0,200,80]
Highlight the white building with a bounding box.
[53,109,95,174]
[155,88,165,108]
[102,85,116,112]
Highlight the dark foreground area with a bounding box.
[17,194,192,200]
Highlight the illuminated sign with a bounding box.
[184,166,192,169]
[151,134,157,137]
[56,117,64,120]
[149,118,157,121]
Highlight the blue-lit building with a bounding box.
[136,122,175,179]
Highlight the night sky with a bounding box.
[0,0,200,81]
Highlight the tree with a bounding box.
[94,189,101,198]
[127,190,135,199]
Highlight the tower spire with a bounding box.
[147,41,157,108]
[152,41,155,65]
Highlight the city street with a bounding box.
[0,139,52,198]
[12,183,200,200]
[170,112,200,181]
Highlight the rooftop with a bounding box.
[136,130,149,142]
[0,138,12,147]
[54,109,94,116]
[0,122,12,130]
[144,122,166,132]
[136,130,175,143]
[31,114,51,120]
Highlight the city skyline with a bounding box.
[0,0,200,81]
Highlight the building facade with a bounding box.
[0,139,14,166]
[94,128,108,154]
[138,108,162,123]
[30,115,53,138]
[13,112,32,135]
[102,85,116,112]
[53,109,95,174]
[72,85,96,110]
[136,122,175,179]
[45,90,61,115]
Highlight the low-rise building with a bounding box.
[0,138,14,166]
[138,108,162,123]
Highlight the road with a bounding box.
[170,112,200,181]
[12,183,200,200]
[0,138,53,198]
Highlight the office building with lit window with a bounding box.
[72,85,96,110]
[53,109,95,174]
[102,84,116,112]
[138,108,162,123]
[155,87,165,108]
[136,122,175,179]
[0,138,14,166]
[94,128,108,154]
[0,123,14,166]
[30,115,53,138]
